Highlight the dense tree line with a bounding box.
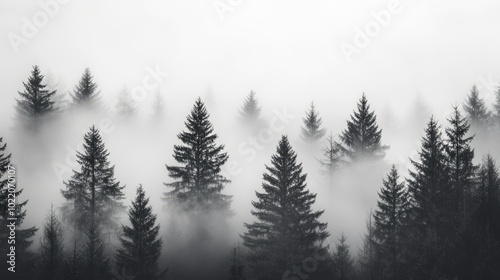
[5,66,500,279]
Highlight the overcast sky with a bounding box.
[2,0,500,127]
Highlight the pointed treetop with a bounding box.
[240,90,261,120]
[72,68,101,107]
[301,101,326,143]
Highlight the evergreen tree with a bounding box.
[339,94,387,162]
[61,126,125,232]
[152,91,166,118]
[444,106,477,220]
[82,221,111,280]
[45,72,70,113]
[406,117,451,279]
[463,84,490,129]
[318,133,343,180]
[63,238,84,280]
[35,205,64,280]
[0,137,38,279]
[14,65,56,130]
[494,87,500,128]
[358,214,381,280]
[164,98,231,214]
[373,166,408,280]
[242,136,329,280]
[239,91,261,121]
[71,68,100,108]
[227,245,245,280]
[476,155,500,239]
[116,185,162,280]
[115,86,138,118]
[332,233,353,280]
[301,101,326,143]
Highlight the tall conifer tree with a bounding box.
[242,136,329,280]
[331,233,353,280]
[301,102,326,143]
[340,94,387,162]
[71,68,100,108]
[463,84,490,129]
[239,91,261,121]
[35,205,64,280]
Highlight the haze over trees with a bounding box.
[301,101,326,144]
[71,68,101,109]
[239,91,261,121]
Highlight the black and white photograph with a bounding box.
[1,0,500,279]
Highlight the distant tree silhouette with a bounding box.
[239,91,261,121]
[331,233,353,280]
[35,205,64,280]
[318,133,343,180]
[301,101,326,143]
[14,65,56,131]
[227,245,245,280]
[340,94,387,162]
[71,68,101,109]
[115,86,137,118]
[152,91,166,119]
[463,84,490,129]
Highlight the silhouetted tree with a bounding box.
[242,136,329,280]
[0,137,38,279]
[318,133,343,180]
[227,245,245,280]
[115,87,137,118]
[494,87,500,129]
[35,205,64,280]
[116,185,162,280]
[152,91,166,118]
[63,239,84,280]
[463,84,490,129]
[332,233,353,280]
[301,102,326,143]
[164,98,231,214]
[373,166,408,279]
[82,221,111,280]
[340,94,387,162]
[14,65,56,130]
[406,117,451,279]
[71,68,100,108]
[239,91,261,121]
[358,214,381,280]
[61,126,125,232]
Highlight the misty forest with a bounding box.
[1,64,500,280]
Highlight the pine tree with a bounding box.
[463,84,490,129]
[332,233,353,280]
[340,94,387,162]
[61,126,125,232]
[242,136,329,280]
[227,245,245,280]
[301,102,326,143]
[71,68,100,108]
[115,87,137,118]
[14,65,56,130]
[239,91,261,121]
[0,137,38,279]
[45,72,70,113]
[476,155,500,238]
[358,214,381,280]
[116,185,162,280]
[63,238,84,280]
[164,98,231,214]
[152,91,166,118]
[318,133,343,180]
[35,205,64,280]
[373,166,408,279]
[82,221,111,280]
[406,117,451,279]
[444,106,477,220]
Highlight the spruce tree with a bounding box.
[301,101,326,143]
[164,97,231,214]
[71,68,100,108]
[227,245,245,280]
[444,106,477,220]
[242,136,329,280]
[35,205,64,280]
[373,165,408,280]
[0,137,38,279]
[63,239,84,280]
[14,65,56,130]
[406,117,451,279]
[463,84,490,129]
[358,214,382,280]
[332,233,353,280]
[318,133,343,180]
[239,91,261,121]
[82,221,111,280]
[61,126,125,232]
[115,87,137,118]
[340,94,387,162]
[476,155,500,238]
[116,185,162,280]
[494,87,500,128]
